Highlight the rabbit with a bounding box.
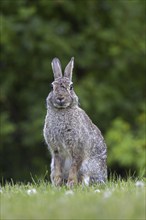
[43,57,107,187]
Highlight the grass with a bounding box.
[0,178,145,220]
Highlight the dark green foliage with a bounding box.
[0,0,145,182]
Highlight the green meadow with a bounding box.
[1,178,145,220]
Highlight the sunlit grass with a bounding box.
[1,177,145,220]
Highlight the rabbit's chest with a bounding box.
[46,118,76,150]
[50,125,75,148]
[44,109,83,154]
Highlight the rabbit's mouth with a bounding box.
[53,103,70,109]
[53,99,71,109]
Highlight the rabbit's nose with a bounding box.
[57,97,64,103]
[58,97,64,101]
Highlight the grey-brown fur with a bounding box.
[43,57,107,187]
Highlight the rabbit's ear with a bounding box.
[51,58,63,79]
[64,57,74,80]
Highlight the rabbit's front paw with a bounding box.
[67,177,77,188]
[53,175,62,186]
[51,174,62,186]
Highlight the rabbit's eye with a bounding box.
[50,84,53,90]
[70,84,73,90]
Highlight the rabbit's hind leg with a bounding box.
[80,158,107,185]
[88,158,107,185]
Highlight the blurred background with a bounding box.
[0,0,145,183]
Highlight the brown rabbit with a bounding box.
[43,57,107,187]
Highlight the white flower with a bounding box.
[65,190,74,196]
[135,181,145,187]
[27,188,37,195]
[94,189,101,193]
[103,190,112,198]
